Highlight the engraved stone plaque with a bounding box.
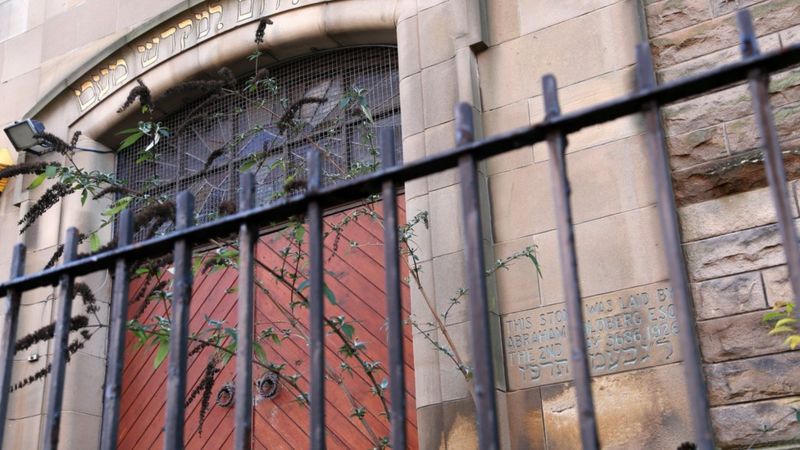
[503,282,682,390]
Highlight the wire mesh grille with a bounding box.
[116,47,401,238]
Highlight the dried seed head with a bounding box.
[254,17,272,44]
[118,79,153,113]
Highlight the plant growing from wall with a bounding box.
[0,17,540,448]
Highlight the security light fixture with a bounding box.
[3,119,48,156]
[3,119,113,156]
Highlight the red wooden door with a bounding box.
[117,196,417,449]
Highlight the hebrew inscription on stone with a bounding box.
[503,282,682,390]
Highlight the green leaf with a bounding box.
[359,105,373,123]
[118,131,144,151]
[297,280,310,292]
[293,225,305,243]
[116,127,141,136]
[775,317,798,328]
[769,325,795,335]
[240,158,256,172]
[254,342,268,365]
[27,172,47,190]
[102,196,132,217]
[785,335,800,350]
[134,267,151,276]
[341,323,355,339]
[762,311,785,322]
[81,189,89,205]
[45,165,58,178]
[192,256,204,276]
[154,341,169,369]
[89,233,101,252]
[323,283,337,305]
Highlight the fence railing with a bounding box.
[0,9,799,450]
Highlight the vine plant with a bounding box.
[1,17,539,448]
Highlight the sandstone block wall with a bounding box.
[647,0,800,446]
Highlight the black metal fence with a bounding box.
[0,10,798,450]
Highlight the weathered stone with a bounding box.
[421,58,458,129]
[478,0,638,110]
[782,22,800,46]
[711,397,800,448]
[726,101,800,154]
[425,120,459,191]
[536,206,667,304]
[442,396,479,449]
[438,321,472,402]
[762,264,791,306]
[494,236,541,315]
[657,33,780,83]
[403,133,428,200]
[433,250,469,325]
[705,352,800,406]
[483,100,533,176]
[692,272,767,320]
[418,1,455,69]
[413,327,442,407]
[667,124,728,170]
[517,0,618,35]
[651,15,738,68]
[769,66,800,105]
[505,388,546,450]
[484,0,519,45]
[416,403,446,449]
[663,84,751,136]
[428,183,463,257]
[646,0,712,38]
[697,310,786,363]
[3,415,44,450]
[541,364,692,450]
[528,68,642,156]
[678,186,796,242]
[400,73,424,138]
[397,16,420,79]
[652,0,800,67]
[710,0,737,17]
[504,282,681,390]
[673,145,800,207]
[489,162,555,243]
[684,222,785,281]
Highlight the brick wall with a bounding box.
[646,0,800,447]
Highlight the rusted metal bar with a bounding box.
[4,42,800,299]
[738,10,800,316]
[100,209,134,450]
[43,227,79,450]
[455,103,500,450]
[0,244,25,446]
[307,149,326,450]
[235,172,257,450]
[380,128,407,449]
[635,44,715,450]
[542,76,600,450]
[163,191,195,449]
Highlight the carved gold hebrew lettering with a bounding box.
[208,4,224,31]
[75,81,98,111]
[161,27,178,54]
[194,12,210,39]
[110,59,128,84]
[95,70,112,97]
[237,0,254,22]
[178,19,193,49]
[137,37,161,68]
